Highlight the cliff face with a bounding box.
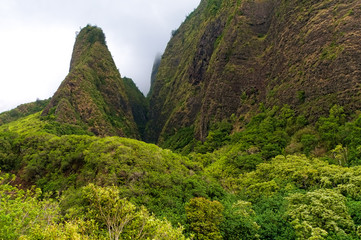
[147,0,361,143]
[42,25,139,138]
[262,0,361,119]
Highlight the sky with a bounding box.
[0,0,200,113]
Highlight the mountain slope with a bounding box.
[147,0,361,143]
[42,25,139,138]
[0,99,50,125]
[0,112,222,226]
[122,77,148,138]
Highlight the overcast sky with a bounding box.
[0,0,200,113]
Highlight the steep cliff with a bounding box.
[42,25,139,138]
[147,0,361,143]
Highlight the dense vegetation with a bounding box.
[0,173,186,239]
[1,103,361,239]
[0,99,50,125]
[1,0,361,238]
[122,77,149,139]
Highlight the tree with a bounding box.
[82,184,137,240]
[317,105,345,149]
[221,200,260,240]
[185,197,224,240]
[0,173,61,240]
[81,183,187,240]
[286,189,355,239]
[331,144,348,166]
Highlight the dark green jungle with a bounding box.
[1,0,361,239]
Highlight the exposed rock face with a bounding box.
[42,25,139,138]
[263,0,361,120]
[147,0,361,143]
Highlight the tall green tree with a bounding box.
[185,197,224,240]
[81,184,187,240]
[286,189,355,239]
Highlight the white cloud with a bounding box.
[0,24,74,111]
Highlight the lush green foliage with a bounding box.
[73,183,187,240]
[195,120,233,154]
[220,198,261,240]
[0,99,50,125]
[3,101,361,239]
[80,24,106,45]
[122,77,148,138]
[2,1,360,237]
[185,197,224,240]
[0,172,187,239]
[0,112,224,228]
[161,126,196,154]
[287,189,354,239]
[0,173,92,239]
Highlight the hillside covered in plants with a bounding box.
[147,0,361,144]
[1,0,361,239]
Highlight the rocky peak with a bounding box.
[69,25,106,71]
[42,25,139,138]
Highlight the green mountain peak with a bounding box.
[69,25,107,71]
[42,25,140,138]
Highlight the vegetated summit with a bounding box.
[1,0,361,239]
[41,25,143,138]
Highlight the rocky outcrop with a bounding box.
[42,25,139,138]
